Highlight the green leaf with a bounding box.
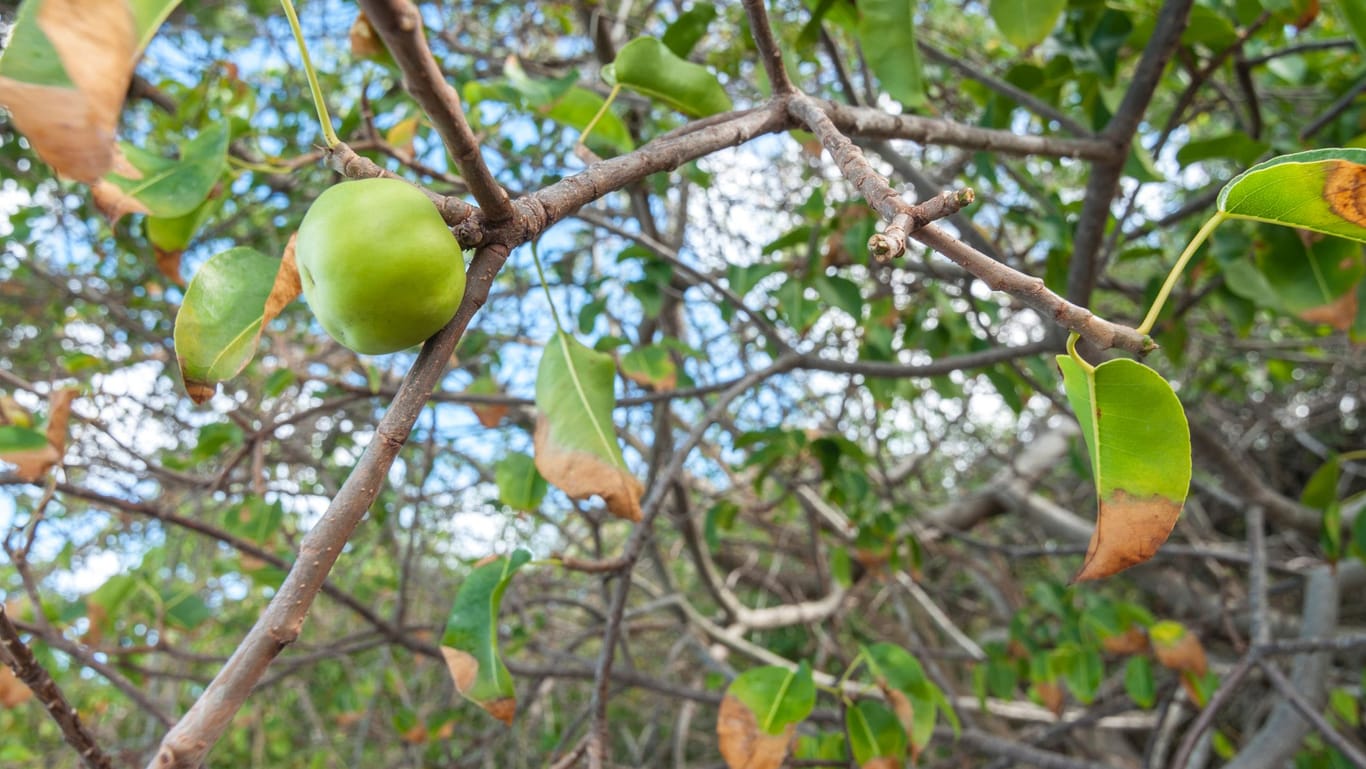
[0,425,49,453]
[441,549,532,724]
[846,699,908,768]
[1056,356,1191,580]
[1331,0,1366,53]
[864,643,952,752]
[662,4,718,57]
[161,585,210,630]
[106,122,229,218]
[776,277,823,333]
[1124,655,1156,708]
[813,273,863,319]
[174,246,300,404]
[533,330,643,521]
[725,663,816,736]
[620,345,678,390]
[495,453,547,512]
[544,87,635,154]
[223,497,284,545]
[989,0,1067,49]
[857,0,926,108]
[147,191,222,255]
[1218,148,1366,243]
[606,37,731,118]
[1302,456,1341,511]
[1177,132,1270,168]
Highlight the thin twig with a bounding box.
[0,605,115,769]
[742,0,795,95]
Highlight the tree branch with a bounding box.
[358,0,514,223]
[144,244,510,769]
[0,605,114,769]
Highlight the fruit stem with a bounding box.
[1137,212,1225,335]
[577,84,621,155]
[280,0,340,148]
[529,240,565,334]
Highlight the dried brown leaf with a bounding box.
[441,646,478,695]
[1100,626,1149,656]
[349,11,387,61]
[1073,490,1181,582]
[1298,287,1358,331]
[533,418,643,522]
[472,403,509,428]
[0,388,76,482]
[717,694,794,769]
[1035,681,1065,716]
[0,0,137,182]
[0,664,31,708]
[156,248,187,287]
[264,235,303,328]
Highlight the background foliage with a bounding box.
[1,0,1364,767]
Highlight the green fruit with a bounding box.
[296,178,466,355]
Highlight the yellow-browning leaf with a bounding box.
[533,417,643,521]
[1324,160,1366,226]
[717,694,794,769]
[0,0,137,182]
[0,664,31,708]
[1151,631,1207,676]
[1073,490,1181,582]
[0,388,76,481]
[878,684,914,741]
[861,759,900,769]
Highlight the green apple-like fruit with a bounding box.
[296,178,466,355]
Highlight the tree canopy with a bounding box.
[1,1,1364,768]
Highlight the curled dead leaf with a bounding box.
[349,11,388,61]
[264,236,303,329]
[0,0,137,182]
[717,694,794,769]
[1073,489,1181,582]
[534,418,643,522]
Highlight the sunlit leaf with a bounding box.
[857,0,926,108]
[442,549,532,724]
[1056,356,1191,581]
[605,36,732,118]
[718,663,815,769]
[533,330,643,521]
[989,0,1066,49]
[96,121,229,221]
[174,242,302,404]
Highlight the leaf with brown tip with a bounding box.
[534,331,642,521]
[1056,357,1191,581]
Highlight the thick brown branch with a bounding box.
[358,0,514,223]
[144,244,510,769]
[742,0,795,95]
